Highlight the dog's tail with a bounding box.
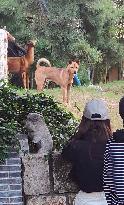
[36,58,51,67]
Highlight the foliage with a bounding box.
[0,85,78,162]
[70,33,102,65]
[0,119,19,162]
[78,63,90,85]
[77,0,124,82]
[44,0,124,80]
[0,0,34,42]
[0,0,123,80]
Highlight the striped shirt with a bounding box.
[103,136,124,205]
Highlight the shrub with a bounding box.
[0,85,78,162]
[78,64,90,86]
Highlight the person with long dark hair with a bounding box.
[62,99,112,205]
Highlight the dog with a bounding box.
[35,58,80,104]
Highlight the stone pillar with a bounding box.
[22,113,78,205]
[25,113,53,155]
[0,29,8,85]
[22,113,53,197]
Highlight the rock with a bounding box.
[16,134,29,156]
[25,113,53,155]
[27,195,66,205]
[53,152,79,193]
[22,154,50,195]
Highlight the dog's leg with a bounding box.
[36,79,46,92]
[67,84,71,104]
[61,86,68,104]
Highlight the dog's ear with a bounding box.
[75,59,80,65]
[68,60,72,64]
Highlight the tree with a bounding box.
[0,0,33,42]
[42,0,102,67]
[77,0,124,82]
[0,0,123,83]
[43,0,124,82]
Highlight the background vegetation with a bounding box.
[0,0,124,83]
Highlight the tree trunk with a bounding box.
[120,59,124,80]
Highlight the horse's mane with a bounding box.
[8,41,26,57]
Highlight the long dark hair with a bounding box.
[74,116,112,143]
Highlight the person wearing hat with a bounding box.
[62,99,112,205]
[103,96,124,205]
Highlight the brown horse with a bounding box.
[8,40,36,89]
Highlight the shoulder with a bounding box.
[62,138,88,161]
[113,129,124,143]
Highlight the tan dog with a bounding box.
[35,58,80,104]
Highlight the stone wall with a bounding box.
[22,153,78,205]
[21,113,79,205]
[0,152,23,205]
[0,113,79,205]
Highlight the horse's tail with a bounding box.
[36,58,51,67]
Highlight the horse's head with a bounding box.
[26,40,37,48]
[7,32,15,42]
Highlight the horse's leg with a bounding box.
[22,72,27,89]
[26,73,29,89]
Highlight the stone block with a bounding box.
[0,197,9,203]
[0,178,22,184]
[6,158,21,165]
[0,165,21,172]
[16,134,29,156]
[0,190,22,197]
[22,154,50,195]
[53,153,79,193]
[27,195,66,205]
[0,185,9,191]
[0,172,8,178]
[10,196,23,203]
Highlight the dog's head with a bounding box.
[66,59,80,75]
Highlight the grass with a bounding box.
[42,81,124,132]
[17,80,124,132]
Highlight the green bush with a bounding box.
[78,64,90,86]
[0,85,78,162]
